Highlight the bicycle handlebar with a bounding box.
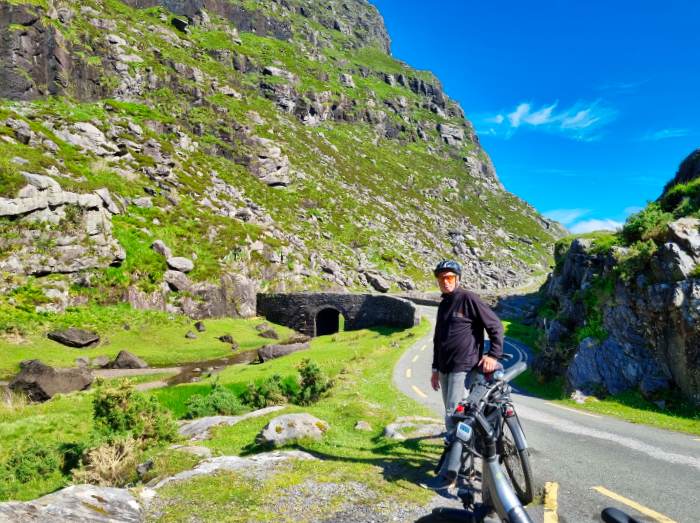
[501,361,527,383]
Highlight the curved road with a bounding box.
[395,306,699,523]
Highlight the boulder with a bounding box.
[218,334,234,344]
[9,360,93,401]
[167,257,194,273]
[257,342,310,362]
[259,328,279,339]
[47,327,99,348]
[194,321,206,332]
[383,416,443,440]
[179,406,286,441]
[365,272,390,293]
[164,269,192,291]
[91,355,111,368]
[666,217,700,258]
[256,413,329,446]
[151,239,172,258]
[108,350,148,369]
[0,485,143,522]
[354,421,372,431]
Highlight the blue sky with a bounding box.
[371,0,700,232]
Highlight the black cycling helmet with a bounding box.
[433,260,462,277]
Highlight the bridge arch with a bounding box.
[256,293,418,337]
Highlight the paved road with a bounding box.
[395,306,700,523]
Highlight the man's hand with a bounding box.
[430,370,440,391]
[479,354,499,373]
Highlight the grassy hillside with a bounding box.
[0,0,560,323]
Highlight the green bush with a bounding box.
[184,381,247,419]
[92,380,178,446]
[295,358,334,406]
[241,374,293,409]
[0,438,61,483]
[621,203,672,244]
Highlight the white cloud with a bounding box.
[486,114,504,124]
[508,103,530,128]
[544,208,590,225]
[570,219,623,234]
[641,128,690,141]
[597,79,648,94]
[524,103,557,126]
[480,100,616,141]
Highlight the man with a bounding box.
[430,260,504,432]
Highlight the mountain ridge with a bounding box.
[0,0,563,321]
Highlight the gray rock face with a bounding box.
[9,360,94,401]
[108,350,148,369]
[0,177,124,276]
[47,328,99,348]
[257,342,310,362]
[164,269,192,291]
[166,257,194,273]
[0,484,143,522]
[256,413,329,446]
[542,220,700,403]
[249,137,291,187]
[178,405,285,441]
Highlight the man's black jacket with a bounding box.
[432,287,504,373]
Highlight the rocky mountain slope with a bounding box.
[536,149,700,405]
[0,0,563,321]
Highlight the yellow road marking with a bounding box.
[545,402,602,418]
[405,368,412,379]
[420,344,427,352]
[592,486,677,523]
[411,385,427,398]
[694,438,700,442]
[411,355,419,363]
[543,481,559,523]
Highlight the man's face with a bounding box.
[436,271,459,294]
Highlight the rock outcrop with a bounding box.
[539,225,700,404]
[256,413,329,446]
[9,360,94,401]
[0,174,124,276]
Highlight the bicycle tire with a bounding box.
[498,416,534,505]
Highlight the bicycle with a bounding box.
[430,360,534,523]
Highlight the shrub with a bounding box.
[621,203,672,245]
[241,374,294,409]
[71,437,138,487]
[295,358,333,406]
[184,381,247,419]
[1,438,60,483]
[92,380,178,446]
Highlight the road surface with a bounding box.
[394,306,699,523]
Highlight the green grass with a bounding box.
[514,370,700,435]
[1,317,439,512]
[560,390,700,436]
[0,304,293,379]
[150,320,442,520]
[502,320,540,350]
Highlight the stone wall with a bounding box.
[256,292,419,336]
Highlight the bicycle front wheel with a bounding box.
[498,416,534,505]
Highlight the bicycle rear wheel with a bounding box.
[498,416,534,504]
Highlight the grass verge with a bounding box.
[514,370,700,435]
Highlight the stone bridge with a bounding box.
[256,293,419,337]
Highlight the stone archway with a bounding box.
[256,292,419,337]
[315,307,342,336]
